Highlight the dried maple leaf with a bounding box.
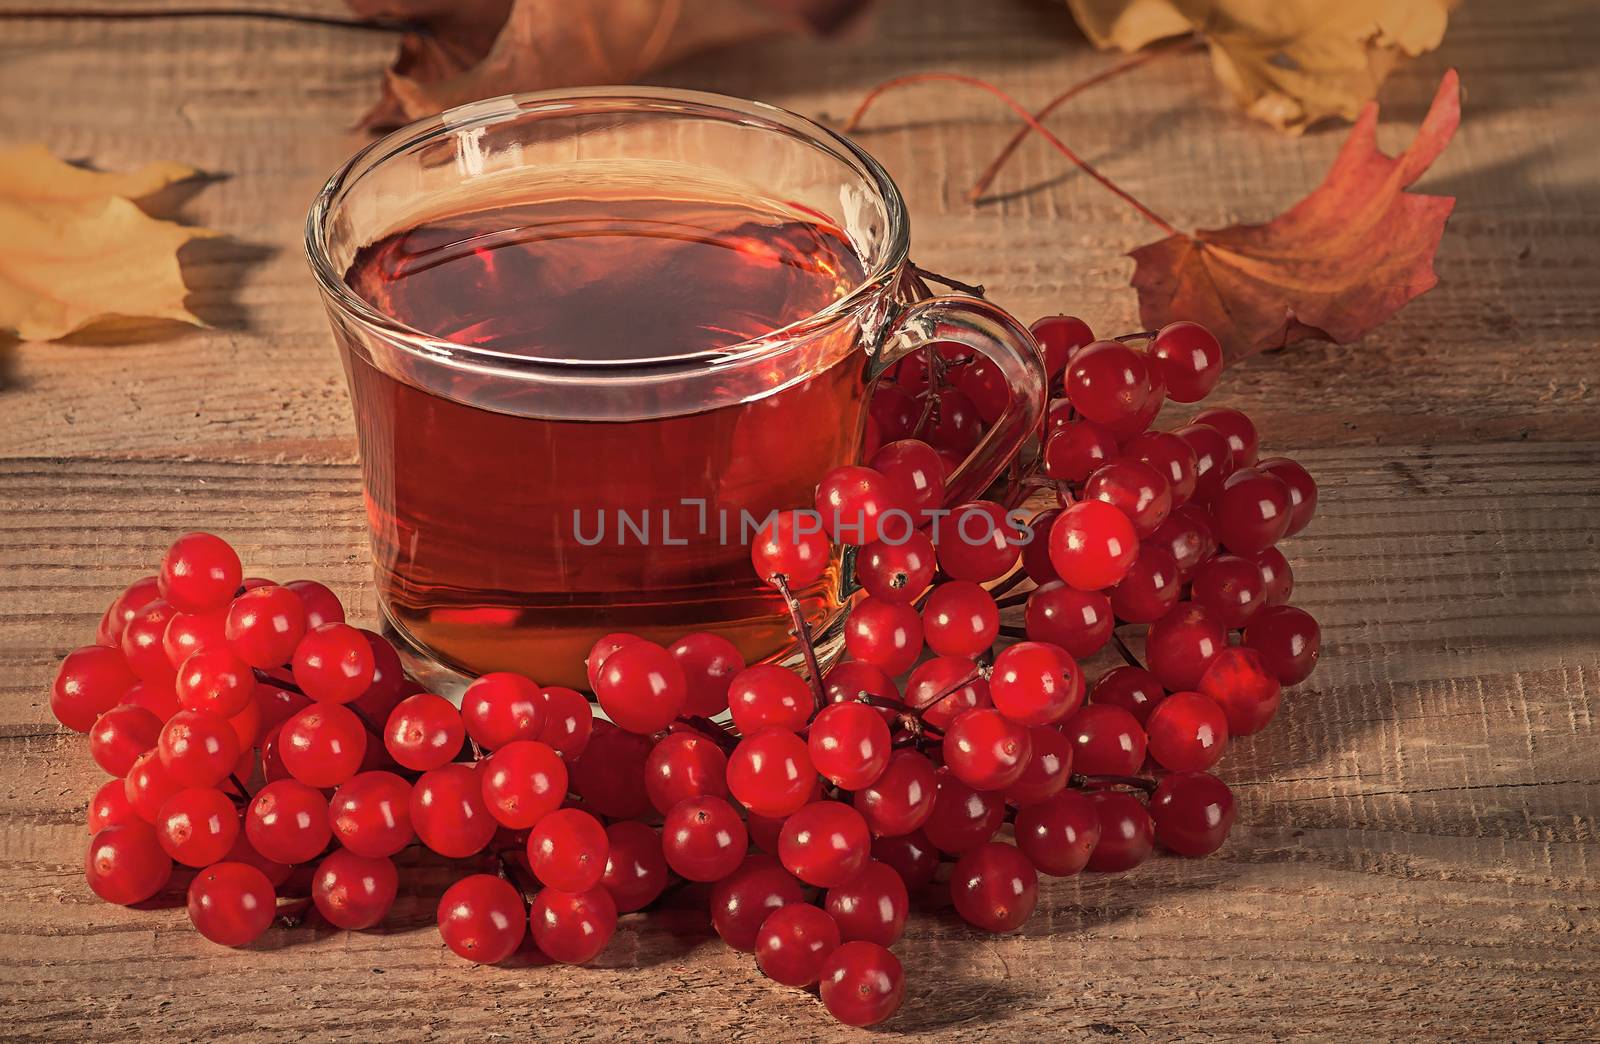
[0,144,215,342]
[1128,68,1459,361]
[1067,0,1455,133]
[352,0,870,130]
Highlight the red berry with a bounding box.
[1145,691,1229,771]
[530,886,617,964]
[460,672,545,751]
[85,822,172,905]
[187,862,275,946]
[585,632,642,691]
[725,728,820,822]
[1175,423,1236,503]
[156,786,240,868]
[1149,321,1223,402]
[779,801,871,887]
[527,807,610,891]
[536,685,594,759]
[843,596,924,675]
[1049,500,1138,591]
[871,830,940,890]
[311,848,397,930]
[383,692,464,772]
[481,740,567,828]
[869,383,918,442]
[1090,665,1167,726]
[1242,605,1320,685]
[121,599,181,684]
[955,356,1012,424]
[922,768,1004,854]
[1150,771,1236,857]
[1212,467,1293,553]
[291,623,375,704]
[438,874,525,964]
[1150,503,1219,581]
[824,660,901,723]
[728,663,814,735]
[280,702,368,788]
[989,641,1083,727]
[411,763,496,858]
[922,580,999,658]
[826,860,909,946]
[1193,407,1259,468]
[569,722,652,818]
[857,530,937,604]
[1015,790,1101,876]
[853,749,938,837]
[936,501,1022,582]
[815,465,910,546]
[643,731,728,814]
[1043,420,1119,483]
[927,387,984,455]
[950,841,1038,933]
[1258,456,1318,536]
[1062,703,1147,776]
[601,820,669,912]
[224,585,307,669]
[53,644,138,732]
[1004,725,1074,806]
[870,438,946,516]
[1084,459,1172,538]
[123,678,181,723]
[158,709,240,788]
[329,770,414,858]
[1025,582,1113,657]
[1147,601,1228,691]
[1030,314,1095,380]
[89,704,162,776]
[807,701,891,791]
[756,904,841,986]
[709,853,804,951]
[174,648,256,719]
[668,632,745,717]
[594,640,687,735]
[124,749,182,823]
[163,606,229,668]
[661,795,747,882]
[1085,790,1155,872]
[1066,341,1155,425]
[1190,554,1267,628]
[88,777,138,834]
[1108,542,1182,623]
[159,532,242,613]
[904,656,990,731]
[246,779,331,864]
[752,510,831,586]
[284,579,344,630]
[1122,431,1199,506]
[1199,646,1284,734]
[943,708,1033,791]
[819,941,905,1027]
[1020,509,1061,583]
[1245,545,1295,606]
[101,575,162,648]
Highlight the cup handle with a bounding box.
[876,294,1048,504]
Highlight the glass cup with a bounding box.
[307,87,1046,691]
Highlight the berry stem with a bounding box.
[225,772,251,801]
[676,715,740,752]
[1114,330,1159,343]
[1071,772,1157,795]
[909,263,986,298]
[844,72,1180,237]
[964,37,1202,202]
[1111,631,1146,671]
[772,575,827,712]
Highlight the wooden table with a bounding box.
[3,1,1597,1038]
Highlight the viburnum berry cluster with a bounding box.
[55,313,1318,1030]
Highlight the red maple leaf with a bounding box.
[1129,69,1461,362]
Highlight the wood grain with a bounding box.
[1,0,1597,1039]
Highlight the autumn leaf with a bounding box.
[1128,68,1460,361]
[1066,0,1455,133]
[0,144,215,342]
[351,0,871,130]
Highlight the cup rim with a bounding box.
[304,86,909,374]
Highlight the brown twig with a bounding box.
[773,575,827,712]
[844,72,1180,237]
[965,37,1204,202]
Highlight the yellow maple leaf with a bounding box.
[0,144,216,341]
[1066,0,1456,133]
